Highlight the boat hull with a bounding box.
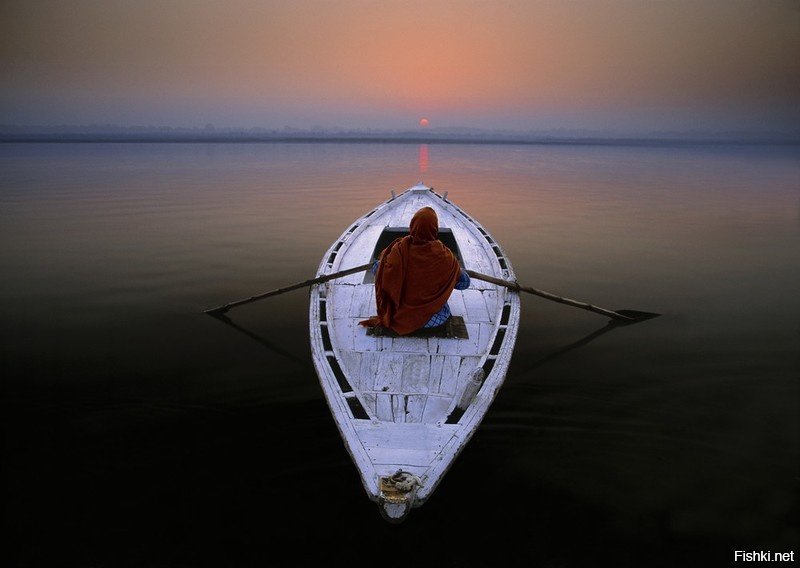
[308,184,520,517]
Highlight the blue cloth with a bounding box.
[423,268,470,327]
[371,259,470,328]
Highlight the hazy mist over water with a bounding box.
[1,142,798,566]
[2,1,799,133]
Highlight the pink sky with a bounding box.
[1,0,798,133]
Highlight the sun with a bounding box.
[419,118,429,127]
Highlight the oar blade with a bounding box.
[612,309,661,325]
[204,307,229,317]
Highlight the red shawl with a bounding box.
[359,207,460,335]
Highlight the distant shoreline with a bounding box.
[1,134,798,146]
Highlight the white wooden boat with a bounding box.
[309,182,520,522]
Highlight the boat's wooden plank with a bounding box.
[387,194,416,226]
[383,195,405,226]
[457,220,500,285]
[455,356,481,399]
[450,225,492,273]
[428,355,445,393]
[376,393,393,421]
[436,337,460,355]
[366,447,439,467]
[392,395,406,423]
[477,322,494,355]
[462,289,491,322]
[422,396,452,423]
[343,224,385,263]
[361,393,377,417]
[498,287,510,306]
[328,283,355,320]
[400,195,425,225]
[335,273,365,286]
[482,289,500,322]
[353,421,457,449]
[390,336,429,353]
[458,357,483,383]
[445,211,470,232]
[457,323,482,356]
[394,196,413,226]
[348,285,375,318]
[471,252,495,277]
[455,356,482,397]
[334,224,385,284]
[356,421,457,453]
[374,465,430,478]
[447,290,467,318]
[374,352,404,392]
[405,395,426,423]
[330,316,356,351]
[353,322,382,352]
[400,354,430,394]
[337,350,362,386]
[429,198,451,228]
[470,277,496,291]
[357,351,381,391]
[437,355,464,396]
[463,253,489,275]
[465,251,499,288]
[414,193,435,216]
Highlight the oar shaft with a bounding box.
[205,263,371,315]
[465,269,635,322]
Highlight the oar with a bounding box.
[203,263,371,316]
[465,269,659,324]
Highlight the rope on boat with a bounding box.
[384,470,423,493]
[379,471,422,523]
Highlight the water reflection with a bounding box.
[1,141,798,566]
[208,312,311,369]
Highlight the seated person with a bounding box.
[360,207,470,335]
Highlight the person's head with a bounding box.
[409,207,438,243]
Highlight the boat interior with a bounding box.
[362,227,464,284]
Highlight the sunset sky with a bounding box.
[1,0,798,133]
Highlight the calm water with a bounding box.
[2,142,798,566]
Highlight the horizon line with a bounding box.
[2,133,798,147]
[2,123,799,138]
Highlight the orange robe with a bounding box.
[359,207,460,335]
